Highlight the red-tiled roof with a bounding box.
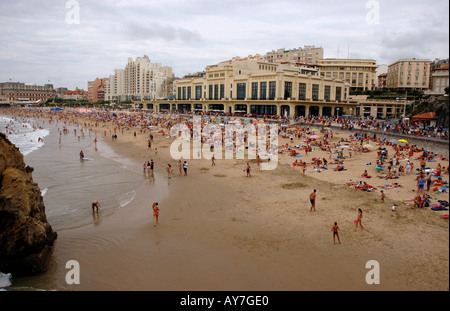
[412,112,437,120]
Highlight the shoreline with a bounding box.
[1,110,449,291]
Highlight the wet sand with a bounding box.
[11,115,450,291]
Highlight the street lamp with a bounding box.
[336,107,340,117]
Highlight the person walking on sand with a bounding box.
[167,164,173,178]
[183,161,188,176]
[211,154,216,167]
[355,208,363,231]
[152,202,159,227]
[244,163,251,177]
[417,176,425,195]
[150,159,154,175]
[309,189,317,212]
[178,160,182,175]
[380,190,385,202]
[332,222,341,244]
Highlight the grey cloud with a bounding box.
[124,22,203,44]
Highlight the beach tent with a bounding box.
[51,107,63,111]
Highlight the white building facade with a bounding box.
[105,55,174,102]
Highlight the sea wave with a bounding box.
[8,128,50,156]
[118,190,136,207]
[0,116,50,156]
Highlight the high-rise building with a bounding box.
[88,78,107,103]
[105,55,175,102]
[386,59,430,89]
[316,59,377,91]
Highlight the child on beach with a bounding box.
[152,202,159,227]
[332,222,341,244]
[244,163,251,177]
[380,190,385,201]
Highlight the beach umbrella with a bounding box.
[398,139,408,144]
[310,128,318,132]
[389,139,398,144]
[309,135,320,139]
[363,144,374,149]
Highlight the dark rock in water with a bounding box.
[0,132,57,277]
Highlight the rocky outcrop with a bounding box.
[0,132,57,277]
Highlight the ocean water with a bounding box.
[0,113,147,290]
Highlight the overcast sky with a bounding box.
[0,0,448,90]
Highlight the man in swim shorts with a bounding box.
[92,200,101,213]
[310,189,317,212]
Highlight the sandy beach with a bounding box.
[6,110,450,291]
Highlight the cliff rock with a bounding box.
[0,132,57,277]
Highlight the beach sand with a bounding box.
[11,115,450,291]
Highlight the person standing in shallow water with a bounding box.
[92,200,101,213]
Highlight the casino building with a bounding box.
[132,58,356,117]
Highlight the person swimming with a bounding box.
[80,150,84,159]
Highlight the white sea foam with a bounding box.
[8,128,50,156]
[118,190,136,207]
[41,188,48,197]
[0,116,50,156]
[0,272,12,288]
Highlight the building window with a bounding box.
[298,83,306,100]
[209,85,213,100]
[187,86,191,100]
[336,87,342,102]
[284,81,292,100]
[220,84,224,99]
[312,84,319,101]
[178,87,181,100]
[182,87,186,100]
[214,84,219,100]
[324,85,331,101]
[251,82,258,100]
[195,86,202,100]
[237,83,246,100]
[260,82,267,100]
[269,81,276,100]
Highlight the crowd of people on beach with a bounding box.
[1,106,449,240]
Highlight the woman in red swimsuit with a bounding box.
[153,202,159,227]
